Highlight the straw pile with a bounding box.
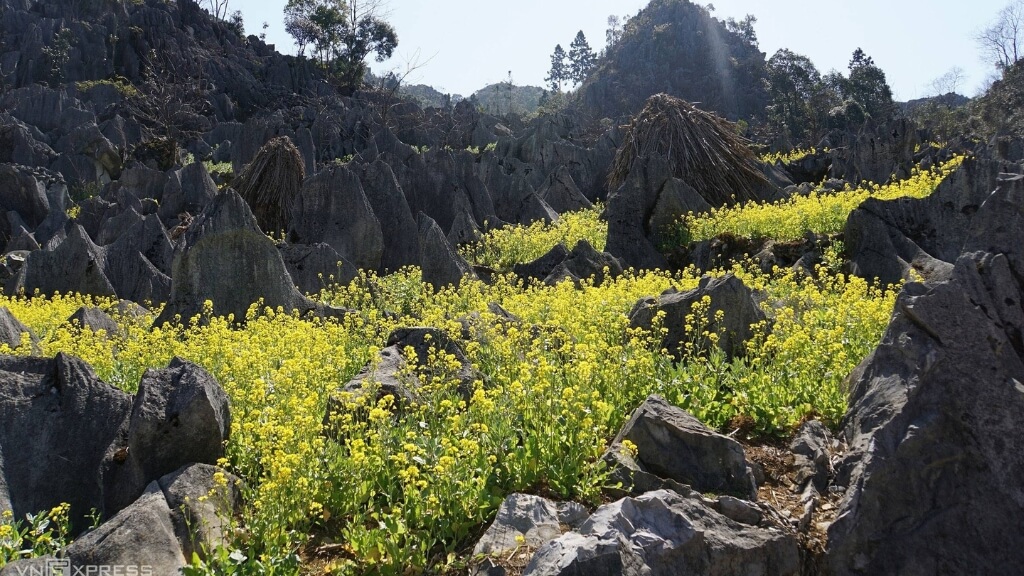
[234,136,306,234]
[609,94,768,205]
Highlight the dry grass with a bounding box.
[609,93,768,205]
[234,136,306,234]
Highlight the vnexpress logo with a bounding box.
[12,559,153,576]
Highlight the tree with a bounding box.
[545,44,568,92]
[725,15,758,48]
[336,3,397,90]
[929,66,966,96]
[977,1,1024,70]
[567,30,597,86]
[203,0,230,20]
[840,48,895,122]
[606,15,623,46]
[766,49,833,144]
[284,0,397,90]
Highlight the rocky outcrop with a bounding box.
[473,494,587,559]
[0,354,229,532]
[605,156,688,270]
[542,240,623,287]
[417,212,477,290]
[844,156,1017,285]
[829,119,920,185]
[825,173,1024,574]
[524,489,799,576]
[0,307,33,350]
[354,159,420,272]
[278,242,357,295]
[0,463,241,576]
[629,274,765,360]
[290,165,384,272]
[155,189,323,326]
[608,395,757,499]
[66,306,120,335]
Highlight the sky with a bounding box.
[236,0,1011,100]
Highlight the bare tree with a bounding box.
[125,50,212,166]
[929,66,966,96]
[978,1,1024,70]
[205,0,230,20]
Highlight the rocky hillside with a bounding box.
[2,0,1024,574]
[575,0,769,122]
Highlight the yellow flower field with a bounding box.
[0,253,899,573]
[684,155,965,242]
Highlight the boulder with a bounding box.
[9,225,117,298]
[125,358,231,486]
[512,243,570,282]
[611,395,757,499]
[290,165,384,272]
[157,162,219,223]
[0,307,33,350]
[278,242,358,295]
[0,163,51,230]
[386,326,483,400]
[417,212,477,290]
[5,463,242,576]
[473,494,563,557]
[66,306,120,335]
[543,240,623,287]
[0,354,232,533]
[96,207,145,246]
[61,482,188,573]
[628,274,765,360]
[844,157,1014,286]
[604,156,673,270]
[324,345,421,432]
[0,354,132,528]
[354,159,420,272]
[158,463,242,561]
[825,174,1024,575]
[524,490,800,576]
[155,189,318,326]
[447,208,483,247]
[536,166,593,214]
[790,420,833,493]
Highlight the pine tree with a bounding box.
[545,44,568,92]
[568,31,597,86]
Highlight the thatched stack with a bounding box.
[609,94,768,205]
[234,136,306,234]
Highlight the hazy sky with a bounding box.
[237,0,1010,100]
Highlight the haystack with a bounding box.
[609,94,768,205]
[234,136,306,234]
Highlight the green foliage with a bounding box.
[546,44,568,92]
[75,76,140,98]
[765,49,836,146]
[284,0,398,90]
[471,83,544,117]
[843,48,896,122]
[42,26,74,87]
[973,59,1024,137]
[567,31,597,86]
[1,504,73,565]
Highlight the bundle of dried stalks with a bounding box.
[234,136,305,233]
[609,93,767,205]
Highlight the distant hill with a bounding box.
[575,0,770,123]
[901,93,970,114]
[400,83,463,109]
[470,83,545,117]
